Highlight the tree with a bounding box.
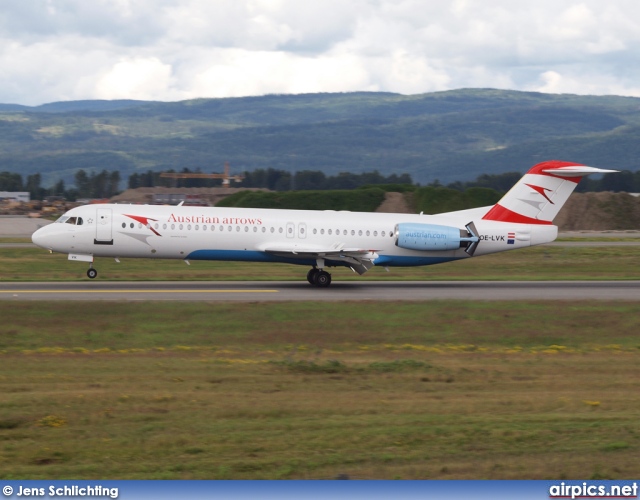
[52,179,65,197]
[128,173,140,189]
[0,171,24,191]
[75,170,90,197]
[108,171,120,197]
[26,173,43,200]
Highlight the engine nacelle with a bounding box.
[395,222,478,252]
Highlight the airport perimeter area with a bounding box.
[1,221,639,479]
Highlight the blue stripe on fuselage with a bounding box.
[187,250,318,266]
[373,255,464,267]
[186,249,463,268]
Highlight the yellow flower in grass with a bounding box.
[38,415,66,428]
[173,345,193,351]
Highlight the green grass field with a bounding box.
[1,302,639,479]
[1,245,639,281]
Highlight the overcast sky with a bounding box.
[1,0,640,105]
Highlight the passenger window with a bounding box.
[203,225,207,231]
[187,225,191,230]
[171,224,175,230]
[195,225,199,230]
[381,231,385,237]
[343,230,347,235]
[313,229,317,234]
[351,230,355,236]
[245,226,249,232]
[270,227,275,233]
[374,231,378,237]
[328,229,332,235]
[320,229,325,235]
[228,226,232,232]
[262,227,266,233]
[179,224,183,230]
[130,223,134,229]
[163,224,167,230]
[253,227,257,232]
[366,230,370,236]
[358,230,362,236]
[236,226,240,232]
[278,227,283,233]
[122,223,126,228]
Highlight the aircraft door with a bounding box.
[95,208,113,245]
[298,222,307,239]
[286,222,295,239]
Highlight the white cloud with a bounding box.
[532,69,640,97]
[187,49,372,97]
[1,0,640,104]
[95,57,175,100]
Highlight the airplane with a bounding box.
[31,160,616,287]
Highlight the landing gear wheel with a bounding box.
[307,268,320,285]
[87,268,98,279]
[315,270,332,287]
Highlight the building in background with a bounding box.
[0,192,30,203]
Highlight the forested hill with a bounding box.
[1,89,639,187]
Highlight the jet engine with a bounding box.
[395,222,480,255]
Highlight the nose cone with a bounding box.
[32,225,50,249]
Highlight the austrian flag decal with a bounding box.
[507,232,515,244]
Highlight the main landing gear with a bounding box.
[307,267,331,287]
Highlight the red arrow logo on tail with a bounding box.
[524,183,554,204]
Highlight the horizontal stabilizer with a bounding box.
[542,166,619,177]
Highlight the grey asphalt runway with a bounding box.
[1,280,639,301]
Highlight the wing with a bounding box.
[260,242,379,275]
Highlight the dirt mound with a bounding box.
[555,192,640,230]
[375,192,414,214]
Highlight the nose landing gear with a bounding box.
[87,266,98,279]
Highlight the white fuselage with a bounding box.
[32,203,557,269]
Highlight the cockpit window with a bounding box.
[76,217,83,226]
[55,216,69,224]
[66,217,77,225]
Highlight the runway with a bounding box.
[1,280,639,301]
